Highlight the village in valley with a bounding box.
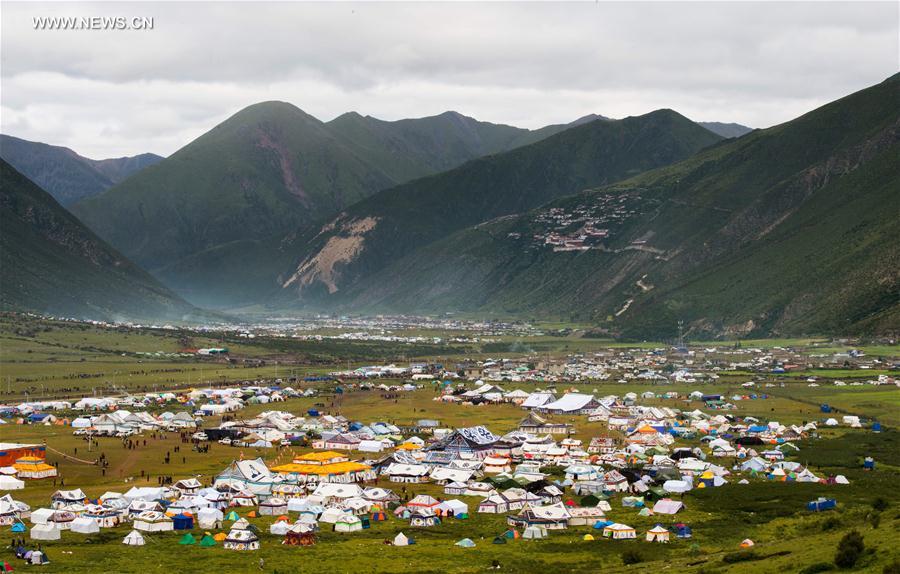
[0,314,897,573]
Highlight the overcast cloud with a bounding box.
[1,2,897,158]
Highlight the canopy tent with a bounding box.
[602,523,636,540]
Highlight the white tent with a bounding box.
[269,520,290,535]
[30,508,55,524]
[319,507,345,524]
[197,507,224,529]
[0,475,24,490]
[393,532,410,546]
[334,513,362,532]
[71,516,100,534]
[31,524,61,540]
[663,480,692,493]
[123,530,146,546]
[523,525,548,539]
[652,499,684,515]
[133,511,174,532]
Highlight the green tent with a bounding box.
[200,534,216,547]
[179,533,196,545]
[492,536,507,544]
[225,511,239,521]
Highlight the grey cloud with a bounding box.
[1,2,897,158]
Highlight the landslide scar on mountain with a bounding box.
[283,216,380,294]
[255,129,309,205]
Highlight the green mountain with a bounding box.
[698,122,753,139]
[333,74,899,338]
[0,159,202,323]
[0,135,162,206]
[277,110,723,304]
[70,103,597,308]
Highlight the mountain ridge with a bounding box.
[0,134,163,206]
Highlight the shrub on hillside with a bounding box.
[834,530,865,569]
[621,549,644,565]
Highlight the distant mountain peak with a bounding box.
[698,121,754,139]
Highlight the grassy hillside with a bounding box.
[330,74,899,338]
[277,110,722,306]
[0,159,205,323]
[0,135,162,205]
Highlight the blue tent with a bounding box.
[307,409,320,417]
[173,513,194,530]
[820,404,832,413]
[674,524,692,538]
[348,422,363,431]
[11,522,27,533]
[807,498,837,512]
[872,422,882,432]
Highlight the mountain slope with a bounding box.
[0,159,203,322]
[72,101,397,275]
[70,103,595,308]
[340,74,899,338]
[277,110,723,305]
[0,135,162,205]
[698,122,753,138]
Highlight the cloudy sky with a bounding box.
[2,1,897,158]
